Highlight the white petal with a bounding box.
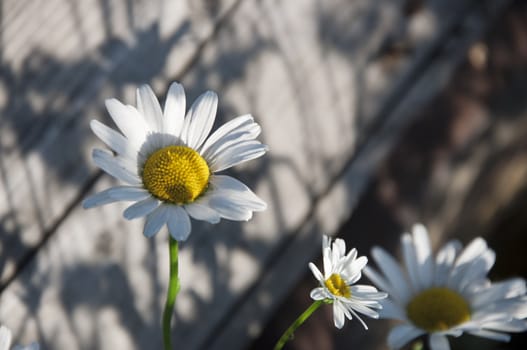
[184,202,220,224]
[472,278,526,308]
[482,319,527,333]
[348,300,379,319]
[349,249,359,261]
[371,247,412,304]
[344,256,367,284]
[167,206,192,241]
[310,287,327,301]
[143,205,169,238]
[468,250,495,280]
[464,278,489,296]
[378,299,407,320]
[348,307,369,329]
[106,186,151,201]
[475,297,527,320]
[363,266,392,298]
[352,299,383,309]
[333,302,346,329]
[137,132,175,162]
[0,326,12,350]
[211,175,266,208]
[511,297,527,319]
[105,98,148,149]
[92,149,141,185]
[402,233,422,292]
[449,249,495,292]
[429,334,450,350]
[471,311,511,326]
[332,239,346,261]
[200,114,258,156]
[434,240,462,286]
[387,324,425,349]
[136,84,163,132]
[340,301,354,321]
[207,175,266,215]
[163,82,186,136]
[83,186,150,208]
[123,197,159,220]
[182,91,217,149]
[202,125,262,161]
[343,248,359,268]
[323,238,333,277]
[207,196,252,221]
[90,120,137,159]
[201,114,253,151]
[309,262,325,283]
[350,284,380,294]
[467,329,510,342]
[412,224,434,289]
[330,240,343,272]
[322,235,332,251]
[208,142,268,172]
[83,190,117,208]
[454,237,489,268]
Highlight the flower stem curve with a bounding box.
[273,300,324,350]
[163,236,180,350]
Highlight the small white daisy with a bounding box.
[0,326,39,350]
[83,82,268,241]
[364,224,527,350]
[309,235,387,329]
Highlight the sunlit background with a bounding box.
[1,0,526,349]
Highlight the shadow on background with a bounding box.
[2,0,527,349]
[252,1,527,349]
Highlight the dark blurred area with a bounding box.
[252,1,527,349]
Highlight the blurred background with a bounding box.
[0,0,526,349]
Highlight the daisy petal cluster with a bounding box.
[83,82,268,241]
[0,326,39,350]
[364,224,527,350]
[309,235,387,329]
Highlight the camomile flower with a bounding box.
[274,235,387,350]
[309,235,388,329]
[364,224,527,350]
[0,325,39,350]
[83,82,267,241]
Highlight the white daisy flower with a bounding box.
[83,82,268,241]
[0,326,39,350]
[364,223,527,350]
[309,235,388,329]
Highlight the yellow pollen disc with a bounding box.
[142,145,210,204]
[324,273,351,298]
[406,287,471,332]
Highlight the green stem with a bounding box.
[162,237,180,350]
[273,300,324,350]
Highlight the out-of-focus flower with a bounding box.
[0,326,39,350]
[364,224,527,350]
[83,82,267,241]
[309,235,387,329]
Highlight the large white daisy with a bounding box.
[364,224,527,350]
[309,235,387,329]
[0,326,39,350]
[83,82,267,241]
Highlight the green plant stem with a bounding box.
[162,236,180,350]
[273,300,324,350]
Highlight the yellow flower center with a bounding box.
[324,273,351,298]
[142,145,210,204]
[406,287,471,332]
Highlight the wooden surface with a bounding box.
[0,0,510,349]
